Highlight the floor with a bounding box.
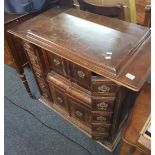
[4,65,122,155]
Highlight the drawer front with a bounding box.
[68,97,91,126]
[91,112,113,123]
[53,87,68,111]
[71,64,91,90]
[91,76,119,96]
[27,51,39,67]
[92,133,109,141]
[91,123,111,134]
[23,41,36,56]
[92,97,115,112]
[47,53,68,78]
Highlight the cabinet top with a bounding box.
[8,7,151,91]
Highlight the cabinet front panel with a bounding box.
[47,53,69,78]
[68,96,91,127]
[70,63,91,90]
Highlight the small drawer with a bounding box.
[70,64,91,90]
[68,97,91,126]
[92,133,109,141]
[37,79,47,90]
[92,96,115,112]
[32,65,42,74]
[91,123,111,134]
[47,53,68,78]
[27,52,39,66]
[51,86,68,112]
[91,111,113,123]
[23,42,36,55]
[91,76,119,96]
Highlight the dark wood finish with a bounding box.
[144,5,151,27]
[8,7,150,151]
[120,83,151,155]
[8,8,150,91]
[77,0,124,20]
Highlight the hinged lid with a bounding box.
[8,7,151,91]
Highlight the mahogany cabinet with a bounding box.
[8,7,150,151]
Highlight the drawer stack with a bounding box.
[24,44,127,149]
[23,41,51,101]
[91,76,120,143]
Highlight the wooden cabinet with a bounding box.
[8,7,150,152]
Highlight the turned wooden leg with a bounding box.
[6,34,35,99]
[19,74,34,98]
[120,142,131,155]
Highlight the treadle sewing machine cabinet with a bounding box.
[8,7,151,151]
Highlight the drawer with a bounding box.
[37,78,47,90]
[27,51,39,66]
[91,76,119,96]
[51,86,69,112]
[92,133,109,141]
[68,96,91,127]
[42,88,51,99]
[32,65,42,74]
[47,53,68,78]
[92,96,115,112]
[91,123,111,134]
[23,41,36,55]
[91,111,113,123]
[71,64,91,90]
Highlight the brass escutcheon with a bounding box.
[96,116,106,121]
[75,110,83,118]
[98,85,110,93]
[53,58,60,66]
[77,70,85,78]
[97,102,108,110]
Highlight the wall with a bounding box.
[74,0,137,22]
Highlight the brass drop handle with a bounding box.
[77,70,85,79]
[53,58,61,66]
[57,97,63,104]
[98,85,110,93]
[75,110,83,118]
[96,116,107,121]
[97,102,108,110]
[96,127,106,132]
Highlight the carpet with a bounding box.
[4,65,122,155]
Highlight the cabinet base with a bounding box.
[39,96,123,152]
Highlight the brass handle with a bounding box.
[77,70,85,79]
[53,58,61,66]
[57,97,63,104]
[96,116,107,121]
[75,110,83,118]
[98,85,110,93]
[96,127,106,132]
[97,102,108,110]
